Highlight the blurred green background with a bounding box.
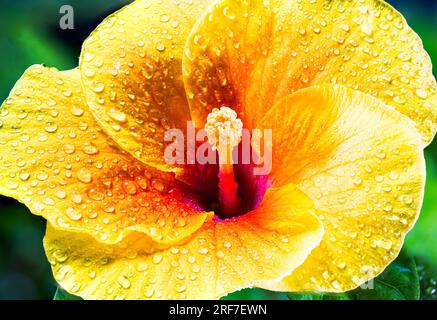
[0,0,436,300]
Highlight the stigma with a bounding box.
[205,107,243,161]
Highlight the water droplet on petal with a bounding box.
[63,144,76,154]
[83,142,99,155]
[402,194,413,205]
[19,172,30,181]
[144,288,155,298]
[108,110,127,123]
[92,82,105,93]
[6,180,19,189]
[123,181,138,195]
[117,276,131,289]
[415,89,428,99]
[153,254,163,264]
[156,43,165,52]
[88,269,96,279]
[71,106,85,117]
[56,190,67,199]
[66,207,82,221]
[45,122,58,133]
[77,169,92,184]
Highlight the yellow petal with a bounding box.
[79,0,213,171]
[258,85,425,292]
[183,0,437,145]
[44,184,323,300]
[0,65,212,245]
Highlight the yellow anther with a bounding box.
[204,107,243,155]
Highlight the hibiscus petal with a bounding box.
[258,85,425,292]
[0,65,212,244]
[44,184,323,300]
[183,0,437,145]
[79,0,213,171]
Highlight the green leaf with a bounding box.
[221,288,288,300]
[287,292,350,300]
[417,261,437,300]
[404,152,437,265]
[53,287,82,300]
[288,253,420,300]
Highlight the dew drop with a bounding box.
[83,142,99,155]
[176,283,187,293]
[72,194,83,204]
[415,89,428,99]
[353,176,363,186]
[223,6,236,20]
[71,107,84,117]
[53,249,69,263]
[36,171,49,181]
[156,43,165,52]
[19,172,30,181]
[216,251,225,259]
[70,282,81,293]
[402,194,413,205]
[160,14,170,22]
[144,288,155,298]
[6,180,19,189]
[45,122,58,133]
[63,144,76,154]
[331,280,342,290]
[108,110,127,123]
[383,204,393,213]
[117,275,131,289]
[91,82,105,93]
[77,169,92,184]
[123,181,138,195]
[42,198,56,206]
[88,269,96,279]
[188,256,196,264]
[153,254,163,264]
[84,68,95,78]
[56,266,70,280]
[55,190,67,199]
[87,188,104,201]
[63,88,73,97]
[66,207,82,221]
[334,259,347,269]
[198,247,208,255]
[153,180,165,192]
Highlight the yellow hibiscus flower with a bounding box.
[0,0,436,300]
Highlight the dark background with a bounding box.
[0,0,435,299]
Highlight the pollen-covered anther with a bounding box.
[204,106,243,155]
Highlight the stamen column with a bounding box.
[205,107,243,218]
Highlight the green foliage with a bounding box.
[53,288,82,301]
[222,289,288,300]
[404,153,437,265]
